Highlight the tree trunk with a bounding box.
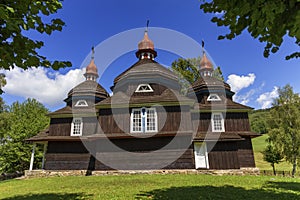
[271,163,276,175]
[292,155,297,178]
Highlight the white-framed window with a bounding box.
[211,113,225,132]
[75,100,88,107]
[131,107,157,133]
[135,84,153,92]
[207,94,221,101]
[71,118,83,136]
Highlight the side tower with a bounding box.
[27,51,109,170]
[189,48,260,169]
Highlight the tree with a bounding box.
[171,57,224,84]
[212,66,224,81]
[0,98,49,173]
[249,109,270,134]
[171,57,201,83]
[0,73,6,106]
[200,0,300,60]
[262,142,283,175]
[267,84,300,177]
[0,0,71,70]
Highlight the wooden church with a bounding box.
[27,30,260,171]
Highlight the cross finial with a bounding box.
[91,46,95,59]
[201,39,205,54]
[146,20,149,32]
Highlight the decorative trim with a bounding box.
[207,94,221,101]
[75,100,88,107]
[135,84,154,93]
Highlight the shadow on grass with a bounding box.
[2,193,92,200]
[263,181,300,193]
[136,184,300,200]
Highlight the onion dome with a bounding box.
[84,47,99,81]
[199,52,213,77]
[135,30,157,60]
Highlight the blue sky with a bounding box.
[2,0,300,111]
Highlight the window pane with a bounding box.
[72,118,82,135]
[132,110,142,132]
[146,109,156,131]
[213,114,223,131]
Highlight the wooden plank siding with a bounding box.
[207,141,240,169]
[95,148,194,170]
[225,113,251,132]
[99,106,192,134]
[192,112,251,132]
[49,118,72,136]
[45,141,91,170]
[237,138,256,167]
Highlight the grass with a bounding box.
[0,174,300,199]
[252,134,295,171]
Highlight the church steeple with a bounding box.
[135,20,157,60]
[199,41,213,77]
[84,47,99,81]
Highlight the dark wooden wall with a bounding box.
[192,112,250,132]
[45,138,195,170]
[49,117,100,136]
[95,148,194,170]
[45,141,91,170]
[99,106,192,134]
[237,138,256,167]
[207,141,240,169]
[49,118,72,136]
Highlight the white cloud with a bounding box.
[256,86,279,109]
[227,73,256,93]
[234,89,256,105]
[2,67,85,106]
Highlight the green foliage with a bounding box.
[171,57,224,93]
[249,109,270,134]
[262,143,283,175]
[200,0,300,60]
[267,84,300,177]
[0,0,72,70]
[171,57,201,84]
[0,99,49,173]
[0,73,6,95]
[212,66,224,81]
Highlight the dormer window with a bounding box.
[207,94,221,101]
[71,118,83,136]
[75,100,88,107]
[135,84,153,93]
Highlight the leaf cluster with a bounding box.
[200,0,300,59]
[249,109,270,134]
[0,0,72,70]
[266,85,300,170]
[0,98,50,173]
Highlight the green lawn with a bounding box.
[252,134,294,172]
[0,174,300,199]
